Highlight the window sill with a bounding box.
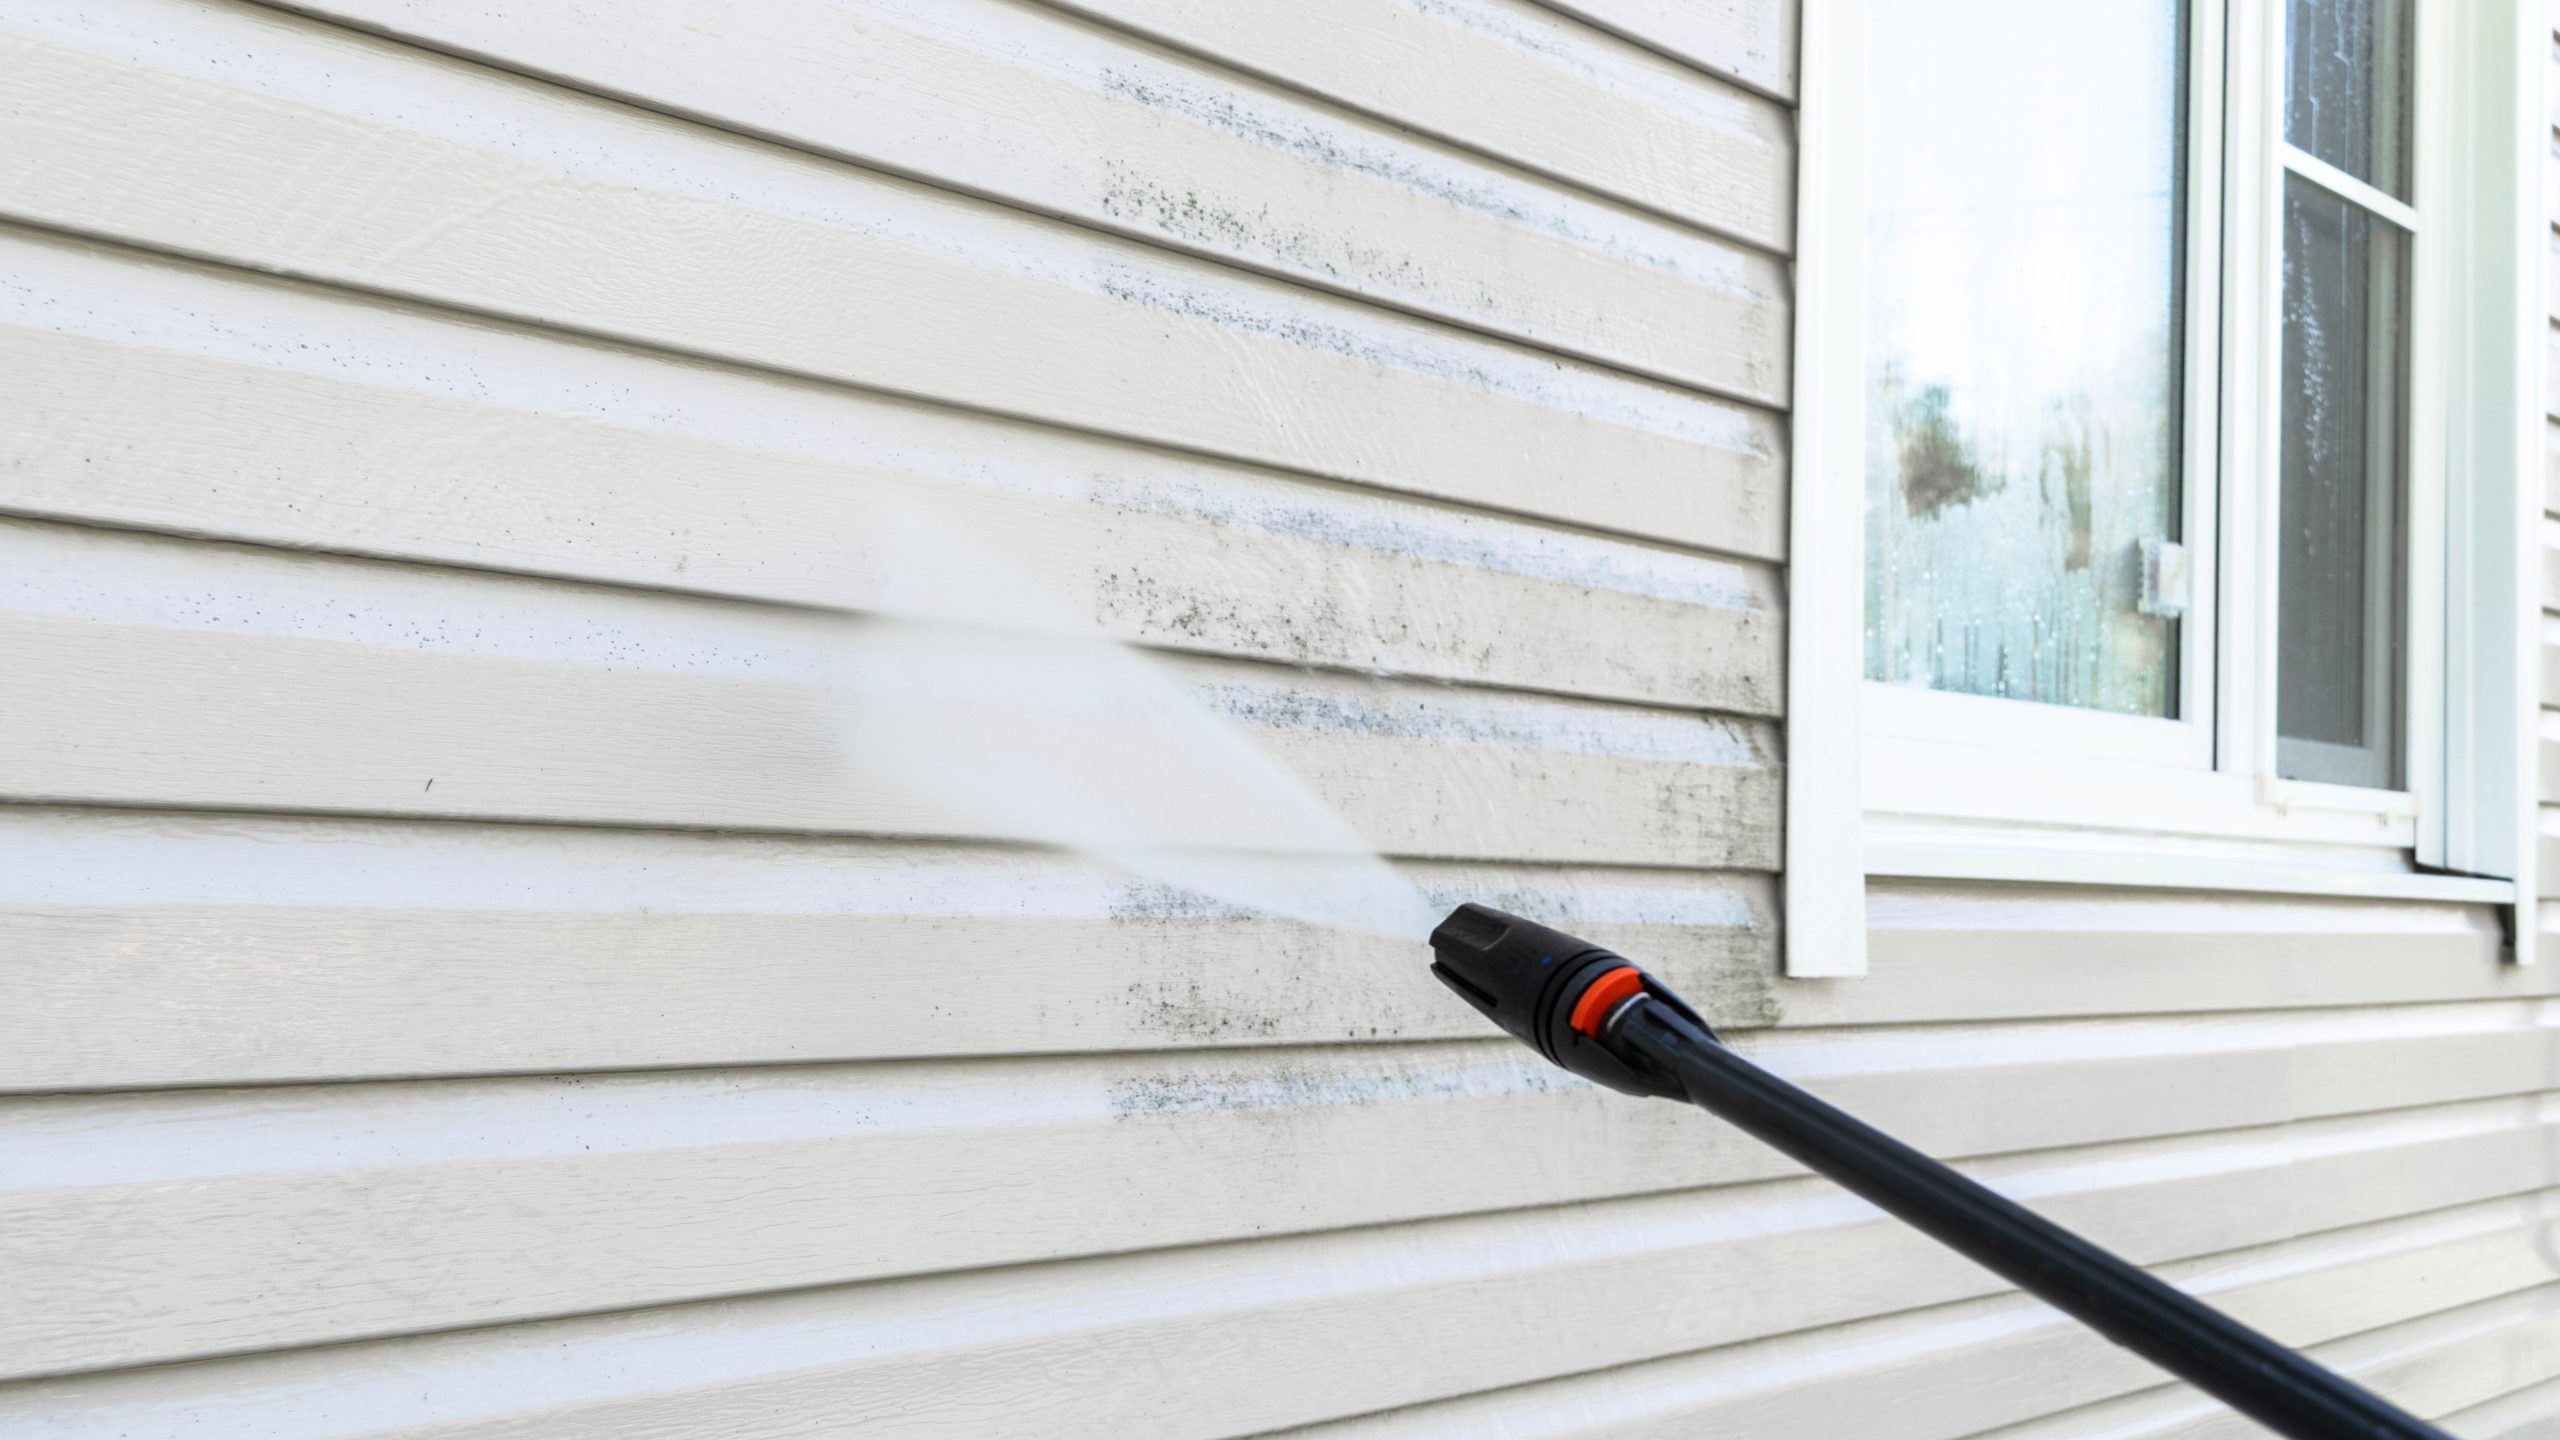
[1865,814,2515,904]
[1865,731,2418,847]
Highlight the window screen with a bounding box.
[2274,0,2411,789]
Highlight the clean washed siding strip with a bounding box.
[0,0,1785,557]
[0,807,1777,1089]
[230,0,1792,400]
[0,230,1780,715]
[0,540,1780,868]
[0,1187,2546,1435]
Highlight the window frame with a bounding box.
[1782,0,2543,976]
[1860,0,2225,781]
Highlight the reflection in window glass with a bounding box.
[2275,177,2407,789]
[1864,0,2187,717]
[2284,0,2412,200]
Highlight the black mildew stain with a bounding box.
[1105,1053,1571,1121]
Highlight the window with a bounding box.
[1781,0,2541,949]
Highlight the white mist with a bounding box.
[840,507,1441,942]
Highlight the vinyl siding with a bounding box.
[2,1,2557,1437]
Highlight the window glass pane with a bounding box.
[2284,0,2413,200]
[2276,175,2407,788]
[1864,0,2186,718]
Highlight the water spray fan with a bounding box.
[1430,903,2451,1440]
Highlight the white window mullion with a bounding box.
[2279,143,2421,231]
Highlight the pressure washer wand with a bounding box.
[1428,903,2452,1440]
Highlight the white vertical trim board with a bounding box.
[1781,0,1866,978]
[2442,0,2547,963]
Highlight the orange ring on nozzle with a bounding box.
[1568,965,1647,1037]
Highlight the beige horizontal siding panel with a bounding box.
[0,0,1783,558]
[16,904,2547,1117]
[2223,1291,2560,1440]
[1259,1269,2560,1440]
[1,1183,2544,1437]
[8,909,2549,1117]
[1049,0,1793,249]
[7,1039,2553,1379]
[19,818,2560,1092]
[2546,516,2560,609]
[2538,807,2560,897]
[1532,0,1797,99]
[0,810,1776,1089]
[2548,231,2560,328]
[8,811,2554,1090]
[2549,133,2560,249]
[0,620,1779,862]
[2447,1365,2560,1439]
[1931,1287,2560,1440]
[245,0,1789,400]
[2545,417,2560,517]
[0,231,1779,715]
[2549,321,2560,421]
[0,520,1779,866]
[1961,1294,2560,1440]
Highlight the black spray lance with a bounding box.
[1429,903,2452,1440]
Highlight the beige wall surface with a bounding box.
[1,0,2557,1435]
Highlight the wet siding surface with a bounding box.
[2,0,2558,1435]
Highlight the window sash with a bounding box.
[1854,0,2227,774]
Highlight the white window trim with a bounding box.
[1785,0,2543,975]
[1783,0,1870,978]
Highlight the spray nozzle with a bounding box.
[1427,903,1713,1099]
